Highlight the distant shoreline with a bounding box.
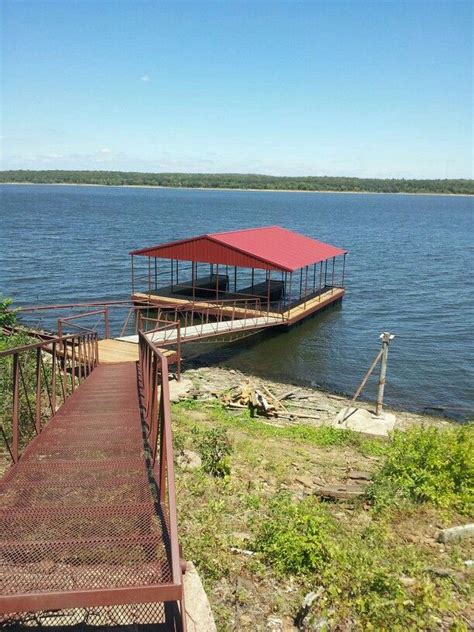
[1,182,472,197]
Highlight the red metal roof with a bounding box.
[130,226,347,272]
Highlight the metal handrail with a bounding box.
[57,308,110,339]
[137,328,183,590]
[0,330,99,464]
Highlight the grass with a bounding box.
[172,399,473,631]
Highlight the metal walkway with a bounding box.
[0,350,185,629]
[118,314,282,346]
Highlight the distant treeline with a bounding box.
[1,170,473,195]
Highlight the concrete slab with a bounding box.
[334,406,396,437]
[184,562,217,632]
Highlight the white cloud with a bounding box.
[140,74,151,83]
[100,147,112,154]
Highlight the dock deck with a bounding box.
[132,286,344,332]
[98,338,177,363]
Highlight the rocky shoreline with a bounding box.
[171,365,452,435]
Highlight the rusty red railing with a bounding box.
[57,308,110,340]
[137,327,186,624]
[0,330,98,465]
[0,327,185,628]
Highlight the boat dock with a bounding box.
[130,226,347,343]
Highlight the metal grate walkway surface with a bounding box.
[0,362,179,626]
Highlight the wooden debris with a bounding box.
[347,470,372,481]
[314,484,366,500]
[313,470,372,500]
[220,380,282,417]
[277,387,301,401]
[230,547,256,557]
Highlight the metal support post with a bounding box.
[375,332,395,416]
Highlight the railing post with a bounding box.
[104,308,110,339]
[150,355,159,462]
[71,337,76,392]
[35,348,42,434]
[159,397,167,502]
[176,322,181,381]
[331,256,335,294]
[62,339,68,399]
[12,353,20,463]
[95,333,99,366]
[77,336,83,384]
[51,342,57,414]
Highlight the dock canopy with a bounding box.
[130,226,347,272]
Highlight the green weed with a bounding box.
[368,425,474,514]
[196,426,233,477]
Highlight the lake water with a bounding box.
[1,184,473,420]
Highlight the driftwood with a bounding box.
[286,412,321,421]
[315,484,366,500]
[220,381,282,417]
[314,471,372,501]
[277,387,301,401]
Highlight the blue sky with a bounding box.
[1,0,472,178]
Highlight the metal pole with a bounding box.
[287,272,293,319]
[319,261,323,300]
[331,257,335,293]
[12,354,19,462]
[267,269,272,314]
[131,255,135,296]
[148,256,151,294]
[303,266,308,308]
[376,332,395,416]
[342,253,346,287]
[104,308,110,339]
[35,348,42,434]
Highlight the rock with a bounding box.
[169,378,194,402]
[236,576,254,592]
[294,588,324,628]
[334,407,396,437]
[184,561,217,632]
[176,449,202,471]
[266,617,283,631]
[399,576,417,587]
[437,523,474,544]
[230,547,255,556]
[295,475,314,488]
[232,531,251,542]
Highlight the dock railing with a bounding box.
[137,295,286,332]
[0,331,98,465]
[137,327,185,623]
